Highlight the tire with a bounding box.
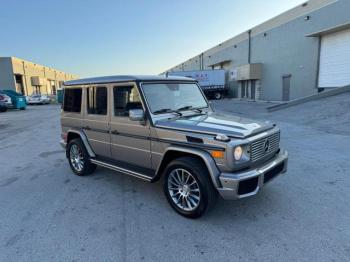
[163,156,217,218]
[67,138,97,176]
[214,92,222,100]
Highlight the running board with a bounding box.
[90,159,153,182]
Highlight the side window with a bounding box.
[87,86,107,115]
[113,86,142,117]
[63,88,82,113]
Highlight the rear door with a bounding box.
[109,82,152,169]
[61,87,83,131]
[83,85,111,157]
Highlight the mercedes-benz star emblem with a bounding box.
[264,139,270,152]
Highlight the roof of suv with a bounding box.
[64,75,194,86]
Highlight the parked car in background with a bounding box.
[0,93,12,107]
[26,94,51,105]
[0,101,8,112]
[0,90,26,110]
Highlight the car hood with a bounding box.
[155,111,274,138]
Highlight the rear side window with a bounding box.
[87,86,107,115]
[63,88,82,112]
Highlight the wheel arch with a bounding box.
[153,146,221,188]
[66,130,96,158]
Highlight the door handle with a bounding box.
[111,130,119,135]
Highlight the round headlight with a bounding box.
[234,146,243,161]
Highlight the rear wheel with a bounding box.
[67,138,96,176]
[163,157,217,218]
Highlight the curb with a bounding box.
[267,85,350,112]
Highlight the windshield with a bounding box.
[141,83,208,114]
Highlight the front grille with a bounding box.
[250,131,280,162]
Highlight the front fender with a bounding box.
[155,146,222,188]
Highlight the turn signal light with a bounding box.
[211,150,224,159]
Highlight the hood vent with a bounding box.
[186,136,204,144]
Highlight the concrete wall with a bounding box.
[0,58,15,90]
[252,0,350,101]
[0,57,78,96]
[165,0,350,101]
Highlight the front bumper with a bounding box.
[217,150,288,200]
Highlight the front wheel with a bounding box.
[214,92,222,100]
[163,157,217,218]
[67,138,96,176]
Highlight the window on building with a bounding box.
[113,86,142,117]
[63,88,82,112]
[87,86,107,115]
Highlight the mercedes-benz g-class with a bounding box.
[60,75,288,218]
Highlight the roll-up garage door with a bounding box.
[318,28,350,88]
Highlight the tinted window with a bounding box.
[87,86,107,115]
[113,86,142,116]
[63,88,82,113]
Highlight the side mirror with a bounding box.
[129,109,145,121]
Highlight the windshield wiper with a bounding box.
[176,105,205,113]
[153,108,182,116]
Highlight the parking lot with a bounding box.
[0,95,349,262]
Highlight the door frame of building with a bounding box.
[14,74,25,95]
[250,80,256,100]
[282,74,291,101]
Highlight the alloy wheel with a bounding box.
[168,168,201,211]
[70,144,84,172]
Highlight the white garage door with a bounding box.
[319,28,350,88]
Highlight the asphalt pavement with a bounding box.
[0,95,349,262]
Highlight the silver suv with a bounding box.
[60,75,288,218]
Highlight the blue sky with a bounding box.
[1,0,305,77]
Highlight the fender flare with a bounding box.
[155,146,221,188]
[67,130,96,158]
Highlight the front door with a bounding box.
[110,83,151,169]
[250,80,256,100]
[282,75,291,101]
[83,85,111,157]
[241,81,246,98]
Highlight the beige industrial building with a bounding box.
[0,57,78,96]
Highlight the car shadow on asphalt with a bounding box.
[87,166,286,223]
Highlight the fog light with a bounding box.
[234,146,243,161]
